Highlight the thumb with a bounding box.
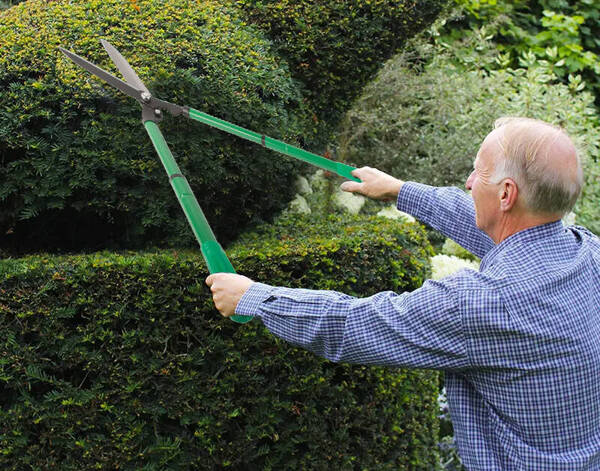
[340,181,362,193]
[205,274,215,287]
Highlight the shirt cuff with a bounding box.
[396,181,434,215]
[235,282,274,317]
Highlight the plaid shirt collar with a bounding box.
[480,220,564,272]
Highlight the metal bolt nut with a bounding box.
[140,92,152,103]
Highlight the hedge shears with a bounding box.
[59,40,360,324]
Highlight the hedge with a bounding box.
[0,0,308,253]
[234,0,448,137]
[0,214,439,470]
[0,0,447,254]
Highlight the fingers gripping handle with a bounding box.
[201,241,252,324]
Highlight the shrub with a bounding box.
[0,0,448,254]
[0,215,439,470]
[0,0,308,253]
[234,0,449,139]
[442,0,600,106]
[576,152,600,235]
[338,43,600,234]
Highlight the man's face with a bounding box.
[465,130,503,235]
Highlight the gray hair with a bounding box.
[491,117,583,215]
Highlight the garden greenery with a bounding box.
[443,0,600,105]
[233,0,448,139]
[0,0,304,252]
[0,0,447,254]
[0,214,439,470]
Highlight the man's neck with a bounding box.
[492,213,562,244]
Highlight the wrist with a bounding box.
[387,179,404,199]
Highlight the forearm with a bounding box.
[397,182,494,258]
[236,281,468,370]
[236,282,355,362]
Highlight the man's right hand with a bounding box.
[340,166,404,201]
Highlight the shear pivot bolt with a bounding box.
[154,109,162,118]
[141,92,152,103]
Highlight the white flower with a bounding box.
[438,387,449,415]
[376,205,415,222]
[288,194,311,214]
[334,188,365,214]
[294,176,313,195]
[431,254,480,280]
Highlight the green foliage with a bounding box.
[0,0,305,253]
[441,238,479,262]
[235,213,435,293]
[0,215,438,470]
[337,42,600,234]
[233,0,449,140]
[443,0,600,103]
[0,0,449,255]
[577,150,600,235]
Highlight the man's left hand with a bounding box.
[205,273,255,317]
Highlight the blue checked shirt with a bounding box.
[236,182,600,470]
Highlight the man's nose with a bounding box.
[465,171,474,190]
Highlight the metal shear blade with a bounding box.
[58,45,145,103]
[59,41,185,121]
[100,39,150,95]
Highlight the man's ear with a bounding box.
[499,178,518,212]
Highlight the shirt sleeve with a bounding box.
[236,279,469,371]
[397,182,495,259]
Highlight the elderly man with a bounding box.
[206,117,600,470]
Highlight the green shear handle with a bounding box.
[145,121,251,324]
[186,108,359,182]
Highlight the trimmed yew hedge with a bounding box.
[0,0,447,254]
[0,215,439,469]
[0,0,307,253]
